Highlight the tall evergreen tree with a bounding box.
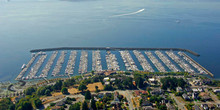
[91,97,97,110]
[82,101,88,110]
[85,90,91,100]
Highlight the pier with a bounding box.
[78,51,88,74]
[145,51,166,72]
[16,52,42,80]
[27,54,47,79]
[92,50,102,72]
[120,51,138,71]
[65,51,77,75]
[155,51,180,72]
[106,51,120,71]
[133,50,154,72]
[52,51,66,76]
[40,51,58,78]
[166,51,194,73]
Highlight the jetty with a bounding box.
[30,47,200,57]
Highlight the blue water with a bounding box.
[0,0,220,81]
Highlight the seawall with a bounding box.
[30,47,200,57]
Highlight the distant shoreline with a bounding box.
[30,47,200,57]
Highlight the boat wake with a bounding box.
[110,8,145,17]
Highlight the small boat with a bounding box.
[21,64,26,70]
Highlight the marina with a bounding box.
[16,47,213,80]
[145,51,166,72]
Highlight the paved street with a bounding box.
[170,93,186,110]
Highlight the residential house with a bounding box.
[213,89,220,93]
[201,104,209,110]
[151,89,163,95]
[194,105,200,110]
[103,77,110,82]
[176,87,183,92]
[182,93,190,100]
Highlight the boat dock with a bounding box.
[145,51,166,72]
[166,51,194,73]
[16,52,42,80]
[178,52,213,77]
[27,54,47,79]
[155,51,180,72]
[133,50,154,72]
[92,50,102,72]
[106,51,120,71]
[52,51,66,76]
[78,51,88,74]
[40,51,58,78]
[119,51,138,71]
[65,51,77,75]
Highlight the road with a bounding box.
[117,90,135,110]
[170,93,186,110]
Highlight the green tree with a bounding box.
[69,102,81,110]
[16,99,33,110]
[0,98,15,110]
[53,80,63,91]
[104,85,114,91]
[45,89,51,96]
[85,90,91,100]
[82,101,88,110]
[32,97,42,109]
[61,87,69,95]
[134,76,144,88]
[91,97,97,110]
[78,84,87,92]
[36,87,46,96]
[95,86,99,93]
[158,104,167,110]
[25,87,36,95]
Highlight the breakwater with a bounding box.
[30,47,200,57]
